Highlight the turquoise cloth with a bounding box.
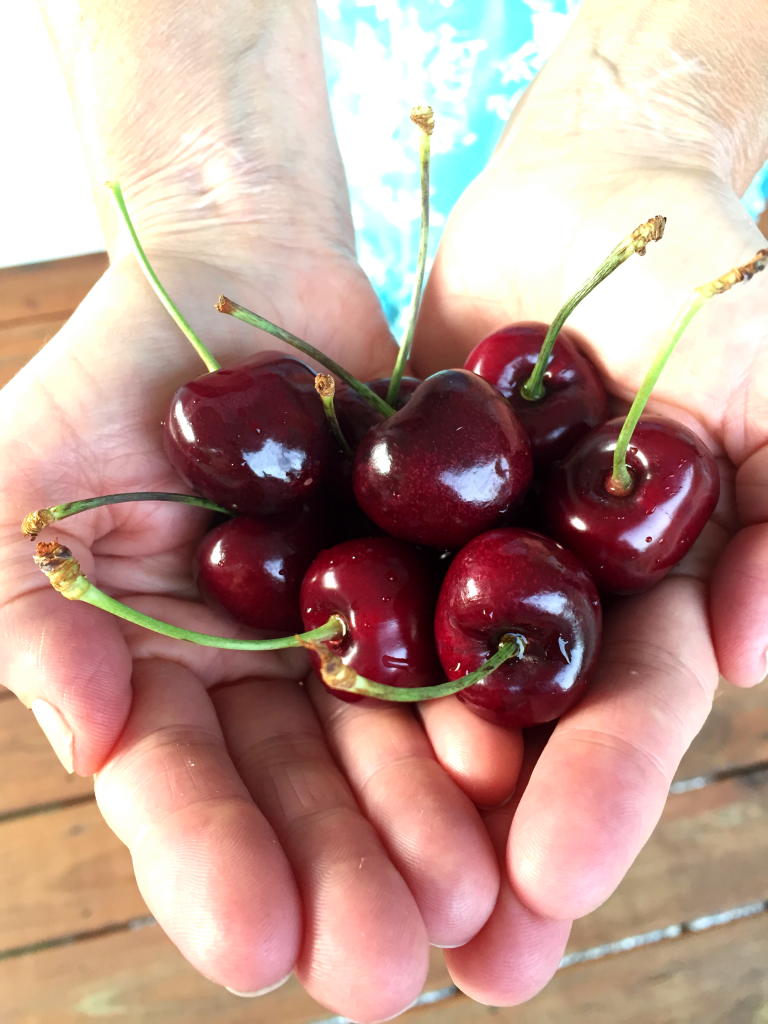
[318,0,768,330]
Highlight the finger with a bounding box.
[211,676,429,1024]
[509,576,718,921]
[417,694,524,808]
[711,443,768,685]
[0,533,132,774]
[445,728,571,1005]
[308,678,499,948]
[95,658,300,994]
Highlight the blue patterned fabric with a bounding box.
[318,0,768,330]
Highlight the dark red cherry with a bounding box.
[367,376,422,410]
[352,369,533,550]
[541,415,720,594]
[464,322,608,466]
[164,351,333,516]
[434,528,601,728]
[301,536,444,699]
[195,501,332,633]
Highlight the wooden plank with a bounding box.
[0,315,69,388]
[402,911,768,1023]
[567,767,768,951]
[0,252,108,326]
[0,801,146,953]
[0,922,450,1024]
[0,697,93,817]
[675,677,768,781]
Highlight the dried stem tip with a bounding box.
[296,638,357,691]
[34,541,90,599]
[215,295,235,314]
[628,215,666,256]
[701,249,768,297]
[22,508,55,540]
[314,373,336,398]
[410,105,434,135]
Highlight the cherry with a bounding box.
[164,351,333,517]
[367,377,422,410]
[541,415,719,594]
[352,369,533,550]
[195,500,333,633]
[540,249,768,594]
[301,536,444,698]
[464,322,608,465]
[434,528,601,728]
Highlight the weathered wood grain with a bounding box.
[403,911,768,1023]
[0,252,107,326]
[675,677,768,781]
[0,698,93,816]
[0,924,450,1024]
[567,767,768,951]
[0,801,146,953]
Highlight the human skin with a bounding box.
[414,0,768,1004]
[0,3,522,1021]
[2,0,767,1016]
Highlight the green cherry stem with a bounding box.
[386,105,434,408]
[22,492,232,541]
[607,248,768,496]
[216,296,395,418]
[106,181,220,373]
[34,541,346,650]
[300,633,526,702]
[521,215,667,402]
[314,375,353,458]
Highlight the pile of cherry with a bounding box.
[28,111,768,730]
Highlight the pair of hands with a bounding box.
[3,41,768,1024]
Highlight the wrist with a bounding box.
[498,0,768,194]
[39,0,353,268]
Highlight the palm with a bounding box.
[0,250,516,1021]
[410,127,768,1001]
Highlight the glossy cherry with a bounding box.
[195,500,333,633]
[352,369,533,550]
[164,351,333,516]
[464,322,608,466]
[434,528,601,728]
[541,415,720,594]
[301,536,444,698]
[367,376,422,409]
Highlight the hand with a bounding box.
[412,5,768,1003]
[1,2,530,1017]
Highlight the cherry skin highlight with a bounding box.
[541,415,720,594]
[352,369,533,550]
[434,528,601,728]
[195,501,333,633]
[164,351,333,516]
[464,322,608,466]
[301,536,444,699]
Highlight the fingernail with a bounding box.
[225,972,292,998]
[31,699,74,774]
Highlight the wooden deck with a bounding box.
[2,247,768,1023]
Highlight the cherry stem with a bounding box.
[608,247,768,495]
[22,492,231,541]
[33,541,346,650]
[315,375,353,458]
[521,216,667,402]
[216,296,395,418]
[386,106,434,408]
[300,633,526,702]
[106,181,221,373]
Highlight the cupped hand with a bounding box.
[412,61,768,1004]
[0,235,523,1022]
